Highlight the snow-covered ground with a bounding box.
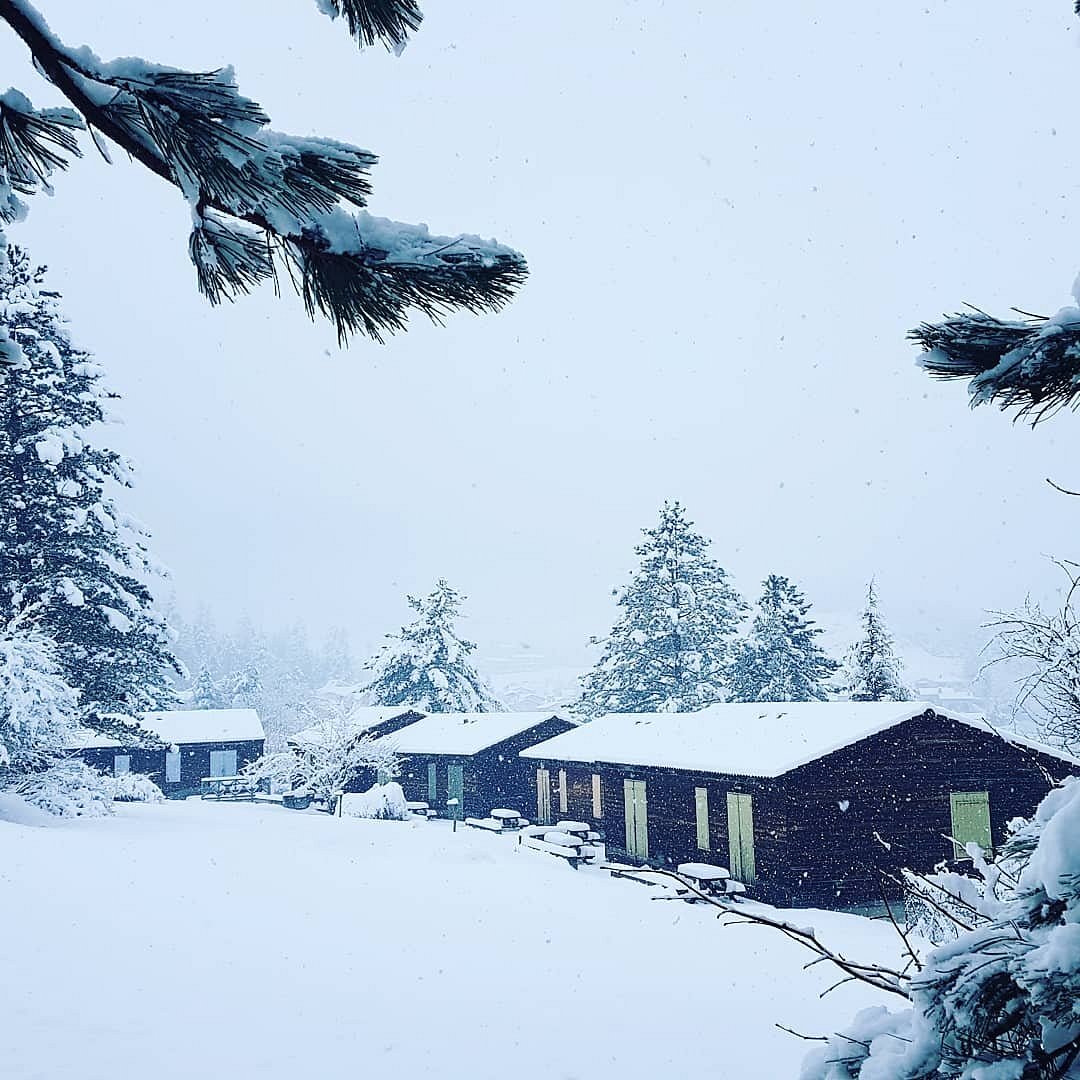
[2,800,905,1079]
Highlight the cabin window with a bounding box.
[113,755,130,777]
[209,749,237,778]
[591,773,603,819]
[558,769,568,814]
[427,763,437,803]
[695,787,710,851]
[950,791,992,859]
[165,751,181,784]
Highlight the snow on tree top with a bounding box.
[70,709,264,749]
[521,703,1080,777]
[388,712,571,756]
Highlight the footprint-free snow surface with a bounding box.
[1,800,903,1079]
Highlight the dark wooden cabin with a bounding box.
[521,704,1079,910]
[70,709,266,798]
[386,712,577,818]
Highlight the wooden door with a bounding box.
[209,749,236,777]
[536,768,551,824]
[591,774,603,820]
[427,763,437,804]
[447,763,464,818]
[950,791,992,859]
[727,792,756,884]
[113,754,130,777]
[623,779,648,860]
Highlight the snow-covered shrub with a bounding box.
[12,758,112,818]
[342,782,410,821]
[802,778,1080,1079]
[105,771,165,803]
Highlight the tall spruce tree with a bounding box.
[190,667,222,710]
[841,580,908,702]
[577,502,746,715]
[0,245,179,724]
[0,0,524,359]
[362,579,502,712]
[731,575,837,702]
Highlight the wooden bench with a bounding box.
[406,802,436,819]
[602,862,691,900]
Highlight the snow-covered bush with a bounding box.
[12,758,112,818]
[342,782,410,821]
[802,778,1080,1079]
[105,771,165,803]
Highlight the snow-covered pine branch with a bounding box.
[912,306,1080,424]
[577,501,746,715]
[314,0,423,52]
[0,0,525,345]
[363,579,503,712]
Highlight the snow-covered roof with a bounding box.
[291,706,423,746]
[388,712,571,756]
[71,709,265,750]
[520,703,1080,778]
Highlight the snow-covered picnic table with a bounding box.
[518,825,601,869]
[200,775,254,801]
[466,809,526,832]
[406,801,436,819]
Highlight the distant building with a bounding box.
[69,709,266,798]
[522,703,1078,910]
[387,712,578,818]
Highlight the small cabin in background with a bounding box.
[70,709,266,798]
[290,706,427,793]
[522,704,1079,910]
[388,712,577,819]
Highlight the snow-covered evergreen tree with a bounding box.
[0,615,79,782]
[0,1,524,349]
[190,668,222,710]
[730,575,837,702]
[0,246,179,720]
[577,502,746,715]
[841,581,909,702]
[362,579,501,712]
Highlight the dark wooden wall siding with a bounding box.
[72,739,265,799]
[779,712,1075,908]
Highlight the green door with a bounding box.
[536,768,552,824]
[695,787,710,851]
[447,763,464,818]
[727,792,756,884]
[950,791,992,859]
[623,779,648,860]
[427,763,437,804]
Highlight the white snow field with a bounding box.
[2,800,903,1079]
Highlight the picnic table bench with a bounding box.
[200,775,255,801]
[406,802,436,819]
[465,816,504,832]
[519,826,601,869]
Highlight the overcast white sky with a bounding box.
[5,0,1080,674]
